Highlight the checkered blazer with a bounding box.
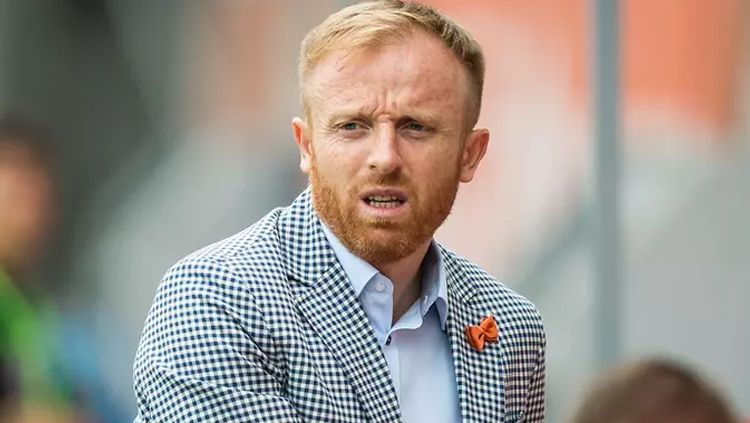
[133,189,545,423]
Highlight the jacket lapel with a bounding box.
[280,189,402,423]
[442,249,508,423]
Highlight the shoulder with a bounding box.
[142,206,296,357]
[182,207,285,267]
[155,206,290,307]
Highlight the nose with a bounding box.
[366,125,402,175]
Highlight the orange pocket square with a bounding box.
[465,315,499,352]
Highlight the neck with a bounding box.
[375,240,431,322]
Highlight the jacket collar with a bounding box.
[281,188,401,422]
[442,249,509,422]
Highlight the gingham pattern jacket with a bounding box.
[133,189,546,423]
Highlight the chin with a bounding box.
[350,228,422,265]
[361,228,401,245]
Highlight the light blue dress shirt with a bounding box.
[321,224,461,423]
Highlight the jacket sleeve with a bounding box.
[524,329,546,422]
[133,257,301,423]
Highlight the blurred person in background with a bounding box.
[0,116,85,423]
[571,358,740,423]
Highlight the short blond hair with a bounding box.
[299,0,485,126]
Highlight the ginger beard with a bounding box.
[309,151,462,266]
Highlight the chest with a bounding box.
[264,307,532,423]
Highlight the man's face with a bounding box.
[293,30,489,265]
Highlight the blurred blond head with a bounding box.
[298,0,485,127]
[571,358,739,423]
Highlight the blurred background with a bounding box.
[0,0,747,421]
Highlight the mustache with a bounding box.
[364,172,405,185]
[353,172,412,193]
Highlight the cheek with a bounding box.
[310,149,356,195]
[313,139,367,175]
[408,143,461,174]
[313,151,350,179]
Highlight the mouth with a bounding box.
[360,189,407,209]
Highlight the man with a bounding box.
[133,1,545,422]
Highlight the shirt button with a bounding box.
[385,336,392,345]
[375,280,386,291]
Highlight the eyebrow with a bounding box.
[323,112,364,126]
[323,109,439,127]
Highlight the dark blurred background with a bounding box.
[0,0,748,422]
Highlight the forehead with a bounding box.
[306,30,471,120]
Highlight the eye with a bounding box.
[334,120,368,139]
[340,122,362,131]
[403,121,426,132]
[399,120,432,139]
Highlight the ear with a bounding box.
[459,128,490,183]
[292,117,313,174]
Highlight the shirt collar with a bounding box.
[320,222,449,329]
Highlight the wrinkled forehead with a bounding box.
[304,32,473,119]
